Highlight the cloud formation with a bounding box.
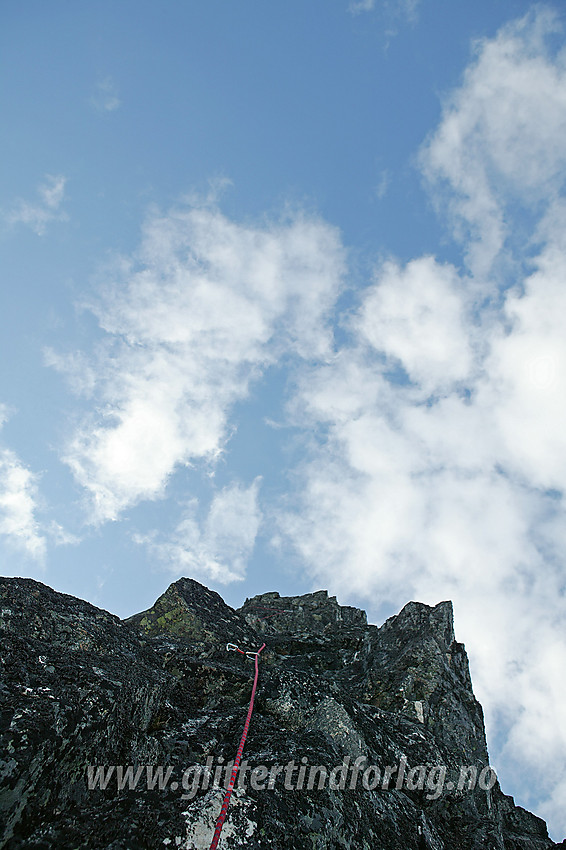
[5,175,68,236]
[348,0,375,13]
[280,9,566,839]
[0,408,46,560]
[134,478,262,584]
[421,7,566,277]
[42,7,566,836]
[55,201,345,522]
[349,0,419,25]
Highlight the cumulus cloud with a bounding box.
[421,7,566,277]
[478,225,566,493]
[0,408,46,560]
[5,174,68,236]
[134,479,262,584]
[356,256,475,394]
[53,200,345,522]
[280,9,566,839]
[282,253,566,837]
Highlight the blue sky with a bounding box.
[2,0,566,839]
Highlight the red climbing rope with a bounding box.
[209,641,266,850]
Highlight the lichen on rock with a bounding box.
[0,576,563,849]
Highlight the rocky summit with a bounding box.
[1,577,564,850]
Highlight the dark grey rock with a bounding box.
[0,576,562,849]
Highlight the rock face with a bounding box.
[0,576,563,849]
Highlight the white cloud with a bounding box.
[280,10,566,839]
[478,217,566,493]
[0,410,46,560]
[47,521,80,547]
[355,256,475,395]
[349,0,419,20]
[349,0,375,13]
[374,170,390,200]
[43,348,97,398]
[5,175,68,235]
[421,7,566,277]
[54,200,345,522]
[90,76,121,113]
[281,251,566,837]
[134,479,262,584]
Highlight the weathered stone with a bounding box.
[0,576,562,849]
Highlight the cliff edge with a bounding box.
[1,576,563,849]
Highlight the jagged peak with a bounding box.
[1,574,562,849]
[124,575,256,645]
[239,587,367,635]
[381,598,455,648]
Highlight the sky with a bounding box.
[1,0,566,839]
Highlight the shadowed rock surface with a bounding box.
[1,576,564,849]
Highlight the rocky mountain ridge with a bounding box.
[1,575,564,849]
